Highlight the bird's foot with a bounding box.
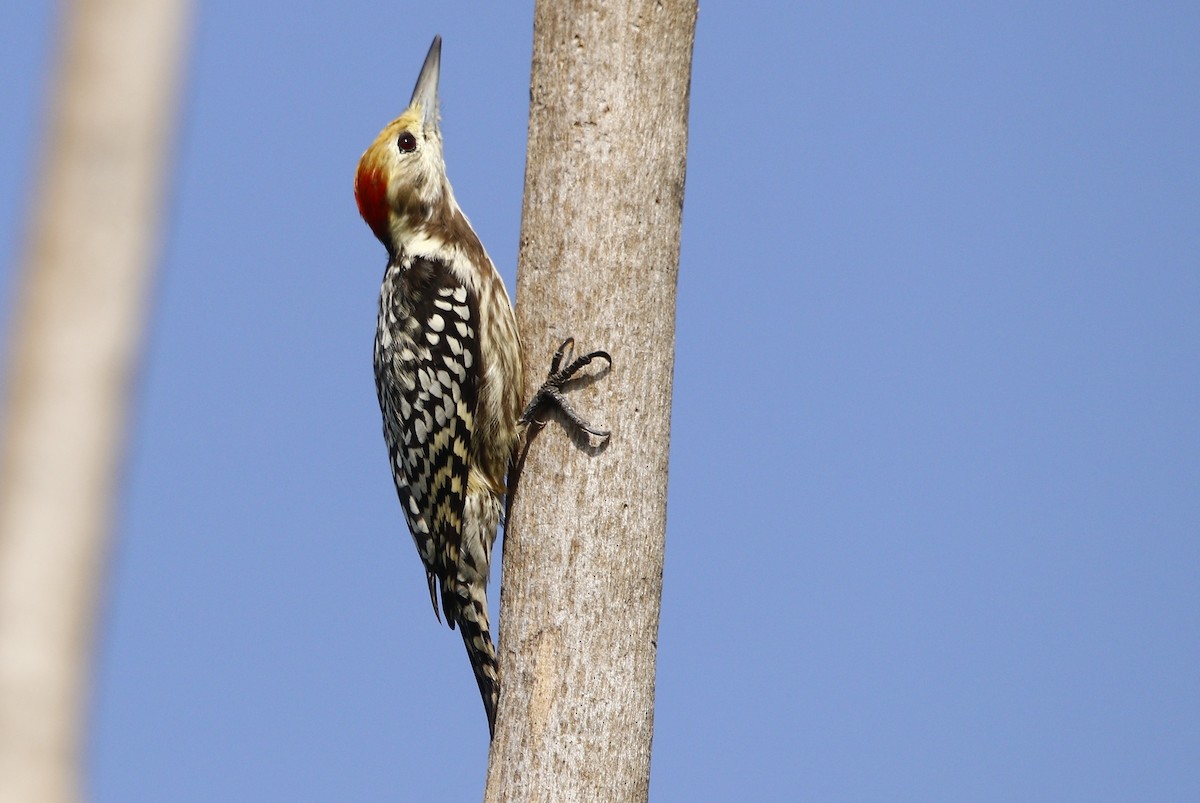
[521,338,611,439]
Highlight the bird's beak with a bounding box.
[410,35,442,130]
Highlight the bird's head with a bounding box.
[355,35,450,255]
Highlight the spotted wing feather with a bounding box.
[375,255,481,621]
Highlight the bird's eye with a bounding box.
[398,132,417,153]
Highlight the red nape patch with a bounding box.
[354,165,390,245]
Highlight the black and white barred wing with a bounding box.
[377,257,481,621]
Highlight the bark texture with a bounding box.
[0,1,190,800]
[484,1,696,800]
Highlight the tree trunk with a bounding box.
[484,1,696,800]
[0,1,190,800]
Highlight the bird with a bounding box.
[354,34,609,738]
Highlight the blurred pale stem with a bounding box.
[0,0,190,800]
[483,0,696,800]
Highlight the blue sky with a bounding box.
[3,2,1198,800]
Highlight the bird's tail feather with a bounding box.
[447,583,499,738]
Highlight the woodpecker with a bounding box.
[355,35,609,738]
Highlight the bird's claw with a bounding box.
[521,338,612,439]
